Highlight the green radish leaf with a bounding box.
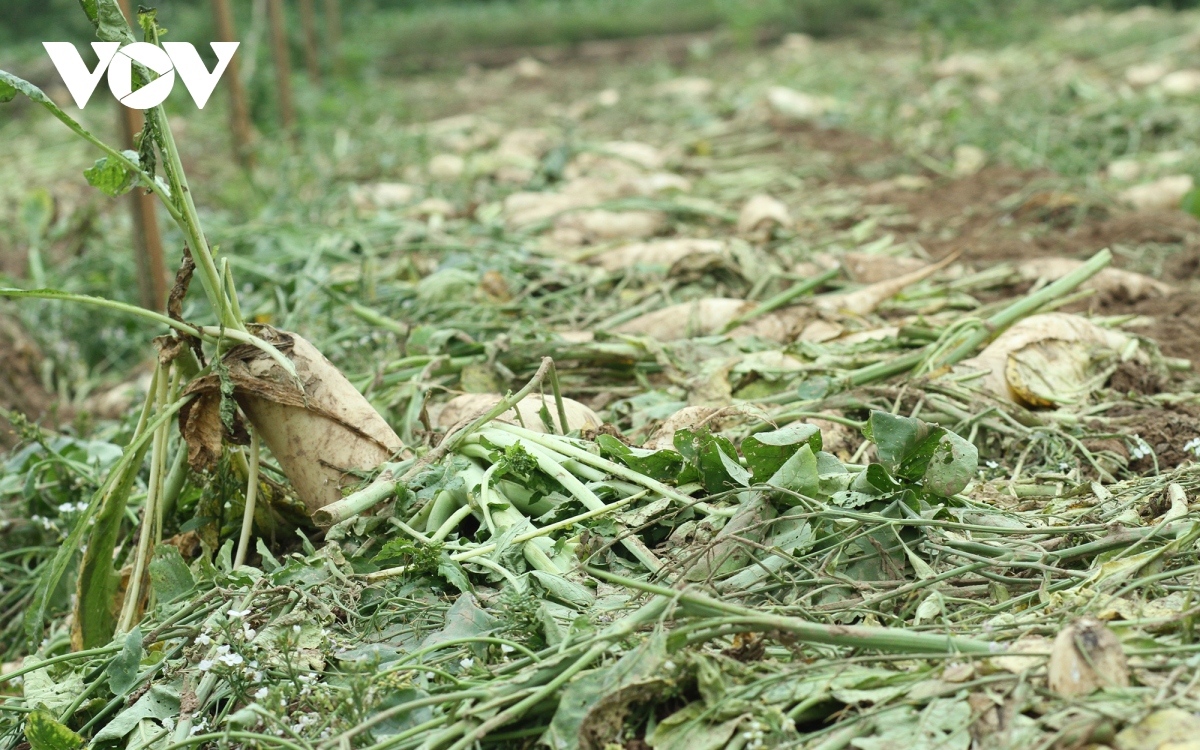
[1182,188,1200,218]
[84,152,140,197]
[25,712,83,750]
[93,684,179,743]
[81,0,137,44]
[862,410,930,472]
[675,428,747,494]
[148,545,195,605]
[0,77,16,103]
[596,434,684,483]
[438,556,472,593]
[545,634,668,750]
[742,423,822,481]
[74,440,152,649]
[107,627,143,695]
[25,406,163,648]
[922,431,978,498]
[684,494,774,581]
[530,570,595,608]
[766,444,820,503]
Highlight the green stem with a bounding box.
[587,567,996,655]
[720,267,840,334]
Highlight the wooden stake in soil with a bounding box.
[210,0,256,166]
[267,0,296,132]
[298,0,321,83]
[323,0,344,74]
[116,0,167,310]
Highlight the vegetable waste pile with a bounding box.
[5,5,1200,750]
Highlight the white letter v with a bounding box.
[164,42,240,109]
[43,42,120,108]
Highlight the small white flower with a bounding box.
[499,644,515,654]
[292,624,302,633]
[219,653,244,667]
[254,687,269,700]
[195,633,211,646]
[198,659,214,672]
[228,608,251,618]
[1185,437,1200,457]
[425,672,435,680]
[243,628,257,639]
[217,644,231,655]
[985,460,998,469]
[459,658,474,669]
[1130,435,1153,461]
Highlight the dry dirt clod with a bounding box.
[1048,618,1129,697]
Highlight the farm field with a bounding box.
[4,3,1200,749]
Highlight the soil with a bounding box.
[1108,361,1167,396]
[0,313,53,448]
[1083,290,1200,369]
[1103,403,1200,472]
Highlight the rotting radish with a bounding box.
[0,2,408,645]
[958,312,1138,407]
[1017,257,1171,301]
[433,393,602,434]
[613,254,957,341]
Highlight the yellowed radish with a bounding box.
[433,393,602,434]
[958,313,1135,406]
[1017,257,1171,300]
[589,238,725,272]
[179,329,405,516]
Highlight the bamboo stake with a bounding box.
[266,0,296,132]
[323,0,344,74]
[115,0,168,311]
[298,0,321,83]
[210,0,256,166]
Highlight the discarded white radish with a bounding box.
[841,252,928,284]
[738,194,791,236]
[433,393,602,434]
[589,238,725,272]
[814,252,958,316]
[1018,257,1171,300]
[182,329,405,516]
[552,209,666,245]
[614,254,954,341]
[1119,175,1194,212]
[958,312,1137,407]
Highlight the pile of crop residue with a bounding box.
[5,8,1200,750]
